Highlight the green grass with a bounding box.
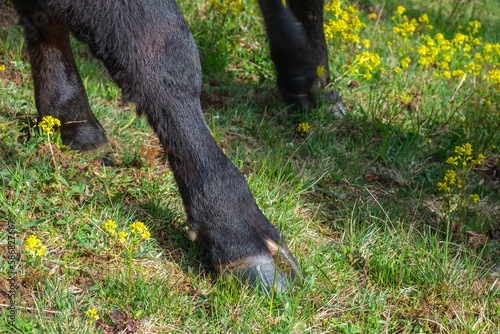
[1,0,499,332]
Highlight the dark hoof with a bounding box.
[281,85,347,118]
[60,124,109,153]
[322,89,347,117]
[217,240,301,293]
[281,91,316,111]
[83,144,116,166]
[224,255,290,292]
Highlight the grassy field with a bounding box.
[1,0,500,332]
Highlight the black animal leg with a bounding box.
[13,0,108,152]
[258,0,346,114]
[287,0,329,87]
[46,0,299,291]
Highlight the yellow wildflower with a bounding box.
[483,43,494,55]
[401,58,411,68]
[437,182,450,192]
[103,220,117,236]
[418,56,433,68]
[395,6,405,15]
[470,194,481,203]
[452,33,469,46]
[38,116,61,135]
[455,143,473,157]
[393,19,418,37]
[446,156,458,165]
[297,123,310,133]
[130,221,150,239]
[323,0,364,46]
[117,232,128,243]
[444,169,457,185]
[452,69,466,78]
[464,62,481,75]
[471,38,482,46]
[427,38,436,47]
[209,0,245,15]
[418,14,429,24]
[487,69,500,88]
[418,45,429,56]
[86,308,99,321]
[25,235,46,257]
[471,154,485,167]
[468,20,481,35]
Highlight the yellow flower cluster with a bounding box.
[464,62,481,75]
[117,231,128,243]
[321,2,500,99]
[451,33,469,47]
[467,20,481,35]
[401,57,411,68]
[85,307,99,322]
[209,0,245,15]
[486,69,500,88]
[392,15,498,84]
[25,235,47,257]
[418,13,430,25]
[470,193,481,203]
[102,220,117,236]
[352,51,381,80]
[437,169,456,191]
[297,123,310,133]
[437,144,484,206]
[399,92,411,104]
[392,7,431,39]
[392,17,418,38]
[324,0,365,48]
[130,221,151,239]
[38,116,61,135]
[102,220,150,243]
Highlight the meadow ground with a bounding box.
[1,0,499,332]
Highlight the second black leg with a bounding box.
[13,0,108,152]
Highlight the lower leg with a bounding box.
[288,0,346,115]
[48,0,299,290]
[258,0,319,107]
[258,0,345,113]
[287,0,329,86]
[13,0,108,151]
